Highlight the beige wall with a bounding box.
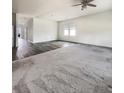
[58,10,112,47]
[33,18,58,43]
[26,18,58,43]
[27,19,33,42]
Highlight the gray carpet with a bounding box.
[12,44,112,93]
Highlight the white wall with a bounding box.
[33,18,58,43]
[58,10,112,47]
[27,19,33,42]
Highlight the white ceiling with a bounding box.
[13,0,112,21]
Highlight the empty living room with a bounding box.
[2,0,113,93]
[12,0,112,93]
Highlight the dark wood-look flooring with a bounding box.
[12,38,73,61]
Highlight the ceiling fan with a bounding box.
[72,0,96,10]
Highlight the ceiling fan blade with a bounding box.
[87,3,96,7]
[72,3,82,6]
[87,0,94,3]
[81,0,94,4]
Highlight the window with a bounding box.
[64,24,76,37]
[64,28,69,36]
[70,27,76,36]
